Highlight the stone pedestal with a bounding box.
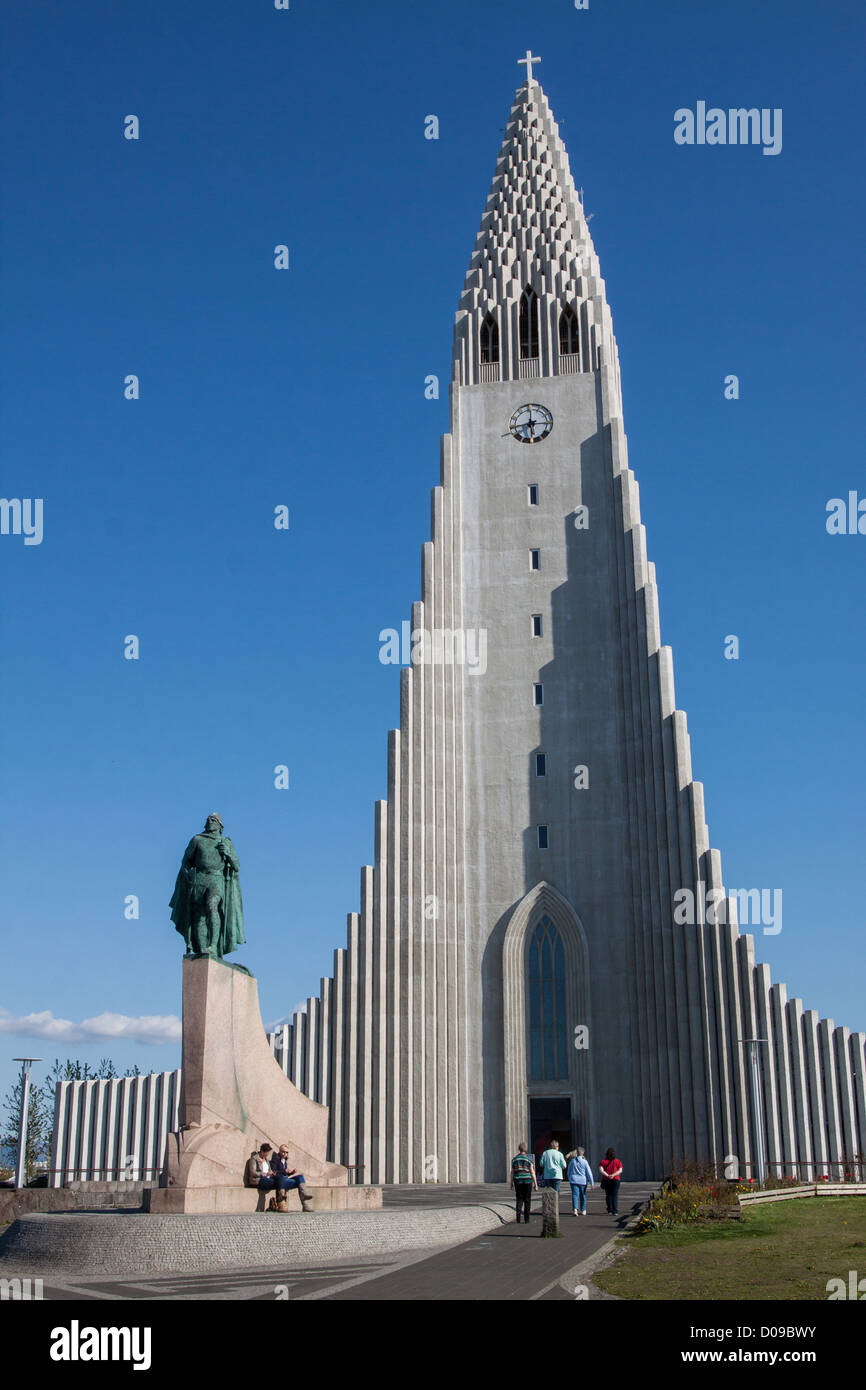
[146,957,368,1213]
[541,1187,560,1237]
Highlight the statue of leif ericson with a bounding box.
[170,813,245,959]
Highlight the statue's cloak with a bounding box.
[218,839,246,956]
[169,835,245,957]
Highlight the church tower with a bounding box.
[269,59,866,1184]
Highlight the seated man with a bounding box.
[271,1144,314,1212]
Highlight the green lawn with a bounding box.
[594,1197,866,1300]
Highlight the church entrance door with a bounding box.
[529,1096,572,1174]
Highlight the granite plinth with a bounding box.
[144,1184,382,1214]
[161,958,350,1196]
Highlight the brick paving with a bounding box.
[2,1182,655,1300]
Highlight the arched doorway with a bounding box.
[502,883,593,1174]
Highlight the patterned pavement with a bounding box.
[21,1182,654,1301]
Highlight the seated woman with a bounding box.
[245,1143,275,1211]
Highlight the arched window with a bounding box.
[528,915,568,1080]
[519,287,539,359]
[559,305,580,357]
[480,313,499,364]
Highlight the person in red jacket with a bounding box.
[599,1147,623,1215]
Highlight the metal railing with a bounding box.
[716,1158,866,1184]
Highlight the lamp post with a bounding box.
[740,1039,768,1185]
[12,1058,42,1190]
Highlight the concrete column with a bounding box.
[317,978,331,1113]
[430,488,450,1182]
[370,802,388,1184]
[613,467,653,1175]
[128,1077,145,1182]
[419,592,439,1181]
[785,998,813,1179]
[670,699,710,1163]
[116,1079,133,1183]
[330,950,345,1165]
[385,729,401,1183]
[343,914,360,1171]
[291,1008,305,1091]
[410,600,427,1182]
[105,1079,121,1185]
[849,1033,866,1181]
[754,965,782,1177]
[802,1010,828,1176]
[357,865,375,1185]
[818,1019,843,1178]
[617,471,662,1174]
[304,997,319,1102]
[719,916,751,1178]
[833,1026,858,1178]
[769,983,798,1176]
[736,936,763,1180]
[142,1073,159,1186]
[89,1079,107,1182]
[398,666,415,1184]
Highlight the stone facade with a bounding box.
[50,1069,181,1187]
[271,74,866,1184]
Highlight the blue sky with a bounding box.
[1,0,864,1107]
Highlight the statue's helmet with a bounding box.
[205,812,224,830]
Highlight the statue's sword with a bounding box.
[188,866,196,953]
[221,843,231,955]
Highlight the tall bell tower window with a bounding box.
[528,915,568,1080]
[559,305,579,357]
[480,313,500,364]
[519,287,539,359]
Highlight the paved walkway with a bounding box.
[22,1182,654,1301]
[323,1181,655,1301]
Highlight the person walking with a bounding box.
[566,1147,594,1215]
[599,1147,623,1215]
[539,1138,567,1192]
[510,1141,538,1223]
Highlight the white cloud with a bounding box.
[266,1001,307,1032]
[0,1008,181,1046]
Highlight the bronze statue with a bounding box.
[170,813,245,959]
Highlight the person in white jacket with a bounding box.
[566,1147,594,1215]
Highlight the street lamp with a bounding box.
[11,1058,42,1190]
[739,1039,768,1185]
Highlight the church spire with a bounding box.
[453,61,619,389]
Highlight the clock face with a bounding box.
[509,403,553,444]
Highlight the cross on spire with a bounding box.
[518,50,541,86]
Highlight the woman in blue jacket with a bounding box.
[566,1147,594,1215]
